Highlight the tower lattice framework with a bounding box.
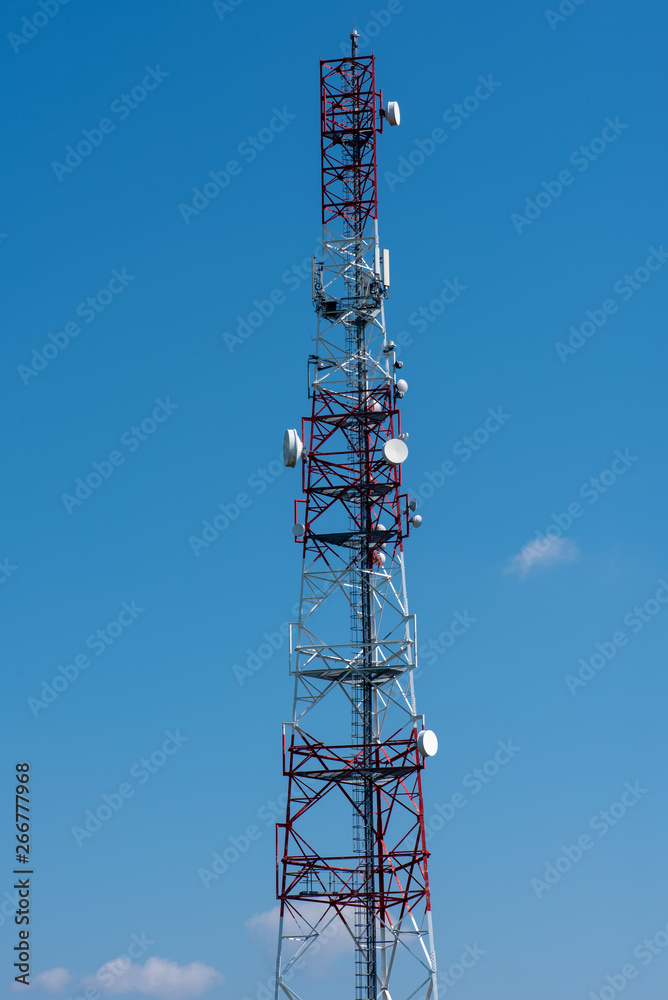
[275,33,439,1000]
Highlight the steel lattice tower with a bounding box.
[275,32,439,1000]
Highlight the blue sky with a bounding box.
[2,0,667,998]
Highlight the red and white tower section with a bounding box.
[276,32,439,1000]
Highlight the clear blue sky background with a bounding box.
[2,0,667,998]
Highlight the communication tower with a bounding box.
[275,31,439,1000]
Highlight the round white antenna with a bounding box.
[293,523,305,536]
[283,429,303,468]
[417,730,438,757]
[385,102,401,127]
[382,438,408,465]
[396,379,408,395]
[411,515,423,528]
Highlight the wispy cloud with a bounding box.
[504,535,580,579]
[246,903,352,977]
[13,968,72,992]
[245,905,282,955]
[84,957,222,999]
[17,955,222,999]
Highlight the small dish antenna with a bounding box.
[385,101,401,127]
[383,438,408,465]
[283,429,303,468]
[417,730,438,757]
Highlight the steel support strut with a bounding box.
[346,33,377,1000]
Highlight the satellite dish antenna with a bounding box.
[283,429,303,468]
[417,730,438,757]
[385,101,401,127]
[382,438,408,465]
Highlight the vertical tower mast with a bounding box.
[276,32,438,1000]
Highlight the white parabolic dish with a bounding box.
[382,438,408,465]
[283,429,303,468]
[385,101,401,127]
[417,730,438,757]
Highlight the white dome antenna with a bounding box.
[382,438,408,465]
[385,102,401,127]
[417,730,438,757]
[283,429,303,468]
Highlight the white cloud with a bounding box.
[13,968,72,992]
[246,903,352,977]
[245,905,281,954]
[504,535,580,579]
[85,957,223,999]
